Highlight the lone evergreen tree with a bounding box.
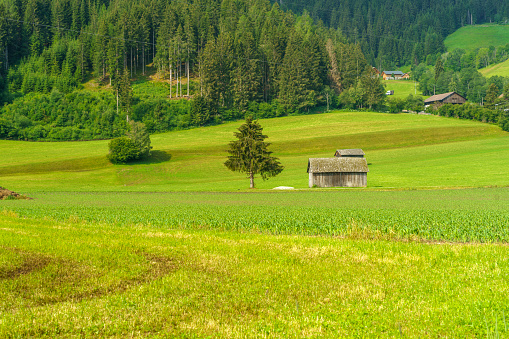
[225,117,283,188]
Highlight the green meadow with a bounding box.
[382,80,421,99]
[444,24,509,51]
[2,111,509,337]
[1,111,507,191]
[480,57,509,77]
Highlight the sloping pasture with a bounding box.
[1,111,508,191]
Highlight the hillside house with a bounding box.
[307,156,369,188]
[424,92,466,107]
[382,71,404,80]
[401,73,410,79]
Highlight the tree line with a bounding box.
[0,0,388,141]
[279,0,509,69]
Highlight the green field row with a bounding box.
[2,188,509,242]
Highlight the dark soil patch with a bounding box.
[0,187,32,200]
[4,251,185,307]
[0,248,52,279]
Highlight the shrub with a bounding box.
[107,121,152,164]
[107,137,140,164]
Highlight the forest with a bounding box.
[280,0,509,68]
[0,0,508,141]
[0,0,389,141]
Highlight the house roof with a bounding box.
[383,71,404,75]
[335,149,365,157]
[424,92,466,104]
[307,158,369,173]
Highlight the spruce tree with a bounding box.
[434,58,444,84]
[225,117,283,189]
[484,83,499,109]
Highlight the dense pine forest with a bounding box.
[0,0,508,141]
[280,0,509,68]
[0,0,385,141]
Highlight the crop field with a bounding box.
[480,58,509,78]
[2,189,509,242]
[444,24,509,51]
[2,111,509,337]
[382,80,421,99]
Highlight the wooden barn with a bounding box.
[334,149,365,158]
[307,157,369,188]
[424,92,466,107]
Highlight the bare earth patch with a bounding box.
[0,187,31,200]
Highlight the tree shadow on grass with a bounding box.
[132,150,172,165]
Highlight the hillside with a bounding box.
[1,111,508,192]
[444,24,509,51]
[0,0,379,127]
[480,58,509,77]
[279,0,509,68]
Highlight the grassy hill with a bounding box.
[444,24,509,51]
[382,80,422,98]
[480,57,509,77]
[1,111,508,191]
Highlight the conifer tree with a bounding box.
[434,58,444,84]
[119,67,132,113]
[233,15,262,111]
[224,117,283,189]
[359,67,386,109]
[484,83,499,109]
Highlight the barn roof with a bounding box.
[335,149,365,157]
[424,92,466,104]
[307,158,369,173]
[383,71,404,75]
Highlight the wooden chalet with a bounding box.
[382,71,404,80]
[401,73,410,80]
[424,92,466,107]
[307,157,369,188]
[334,149,365,158]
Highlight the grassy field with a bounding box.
[2,112,509,337]
[480,58,509,77]
[0,211,508,337]
[444,24,509,51]
[1,111,508,191]
[382,80,421,99]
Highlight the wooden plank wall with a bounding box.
[444,93,466,104]
[310,173,367,187]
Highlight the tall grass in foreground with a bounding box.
[1,213,509,337]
